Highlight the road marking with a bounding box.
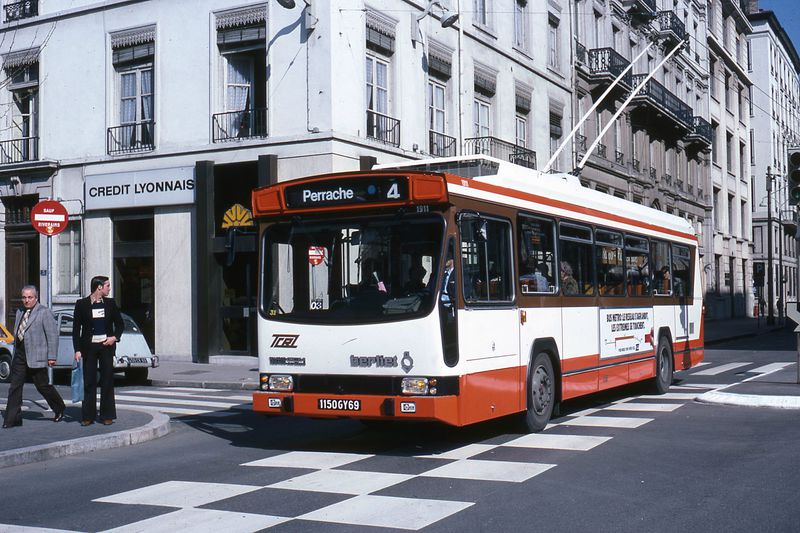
[747,363,790,374]
[604,402,683,412]
[415,443,495,460]
[504,433,611,451]
[121,389,252,403]
[648,392,699,400]
[243,451,373,470]
[671,384,722,389]
[419,459,555,482]
[101,508,288,533]
[692,362,751,376]
[298,495,473,531]
[149,386,225,393]
[112,394,242,409]
[269,469,413,495]
[94,480,261,507]
[559,416,653,428]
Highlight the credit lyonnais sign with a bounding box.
[85,167,195,210]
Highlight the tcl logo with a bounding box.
[271,334,299,348]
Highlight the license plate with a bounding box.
[317,398,361,411]
[128,357,150,364]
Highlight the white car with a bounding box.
[53,310,159,383]
[0,322,13,383]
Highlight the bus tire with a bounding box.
[522,352,555,433]
[651,336,673,394]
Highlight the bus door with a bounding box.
[456,214,520,421]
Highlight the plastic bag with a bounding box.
[71,360,84,403]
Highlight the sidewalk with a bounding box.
[3,317,798,469]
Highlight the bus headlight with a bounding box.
[268,375,294,391]
[401,377,428,395]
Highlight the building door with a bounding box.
[3,195,39,326]
[113,212,154,351]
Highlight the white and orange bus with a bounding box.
[251,156,703,431]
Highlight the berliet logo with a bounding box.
[271,334,299,348]
[350,355,397,369]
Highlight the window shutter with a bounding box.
[366,11,397,56]
[550,112,563,137]
[428,41,453,80]
[111,26,156,66]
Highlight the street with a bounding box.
[1,329,800,532]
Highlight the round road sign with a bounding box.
[31,200,68,236]
[308,246,325,266]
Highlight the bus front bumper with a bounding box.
[252,392,461,426]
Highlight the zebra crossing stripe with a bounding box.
[692,362,751,376]
[112,394,240,409]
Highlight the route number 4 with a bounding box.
[386,183,400,199]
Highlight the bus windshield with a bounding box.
[262,214,445,324]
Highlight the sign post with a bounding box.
[31,200,69,384]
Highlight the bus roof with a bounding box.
[375,155,696,242]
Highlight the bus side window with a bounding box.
[625,235,650,296]
[518,215,556,294]
[459,215,513,303]
[671,244,692,298]
[652,240,672,296]
[559,222,595,296]
[596,229,624,296]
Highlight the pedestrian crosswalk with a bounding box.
[73,387,254,418]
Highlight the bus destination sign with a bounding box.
[284,176,409,209]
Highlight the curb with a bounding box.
[696,390,800,410]
[705,326,785,346]
[149,379,257,391]
[0,407,171,469]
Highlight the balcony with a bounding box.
[630,75,693,132]
[366,110,400,147]
[0,137,37,164]
[596,143,607,159]
[586,48,632,89]
[615,151,625,165]
[4,0,37,22]
[657,11,687,46]
[622,0,656,21]
[429,130,456,157]
[107,121,155,155]
[212,108,267,143]
[463,136,536,169]
[632,158,641,172]
[685,116,712,148]
[576,134,587,152]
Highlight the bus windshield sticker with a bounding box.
[284,176,409,208]
[599,308,653,359]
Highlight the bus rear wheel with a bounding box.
[522,352,555,433]
[650,336,673,394]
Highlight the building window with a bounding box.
[548,14,560,70]
[513,0,527,50]
[711,120,719,164]
[428,80,446,135]
[549,110,563,169]
[365,11,398,146]
[726,131,733,173]
[515,114,528,147]
[109,26,156,154]
[213,6,268,142]
[58,222,81,295]
[709,56,717,98]
[474,0,488,26]
[2,50,39,164]
[473,98,490,137]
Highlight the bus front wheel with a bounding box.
[650,336,673,394]
[522,352,555,433]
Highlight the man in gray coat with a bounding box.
[2,285,65,428]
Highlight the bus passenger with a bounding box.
[441,258,455,304]
[404,264,427,293]
[533,263,551,292]
[560,261,579,295]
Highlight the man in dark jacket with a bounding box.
[73,275,124,426]
[3,285,64,428]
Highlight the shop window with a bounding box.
[57,222,81,295]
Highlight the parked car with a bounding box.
[0,322,13,383]
[53,310,159,383]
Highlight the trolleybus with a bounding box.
[251,156,703,431]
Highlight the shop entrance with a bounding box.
[3,195,39,326]
[112,212,154,351]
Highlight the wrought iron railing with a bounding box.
[686,116,712,145]
[631,74,693,130]
[429,130,456,157]
[632,158,641,172]
[576,134,587,152]
[615,151,625,165]
[596,142,607,158]
[212,108,268,142]
[366,109,400,147]
[107,121,155,155]
[649,167,657,181]
[463,136,536,169]
[588,48,632,87]
[662,173,673,186]
[4,0,37,22]
[0,136,38,164]
[626,0,656,17]
[657,11,686,42]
